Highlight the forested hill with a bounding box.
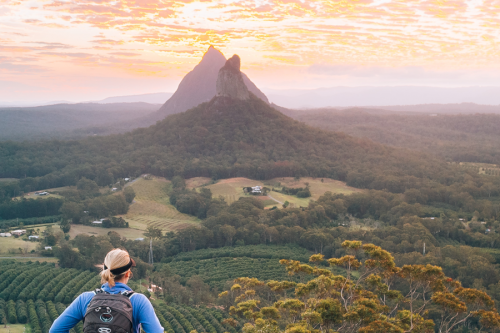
[0,94,464,194]
[288,108,500,165]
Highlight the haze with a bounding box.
[2,0,500,104]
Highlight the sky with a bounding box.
[1,0,500,102]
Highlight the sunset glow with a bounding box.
[1,0,500,101]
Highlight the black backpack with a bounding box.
[83,288,135,333]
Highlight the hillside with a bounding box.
[0,56,471,196]
[0,103,159,141]
[291,108,500,164]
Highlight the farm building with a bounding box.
[135,238,145,241]
[92,221,102,224]
[0,233,12,237]
[35,191,49,196]
[45,246,52,250]
[29,235,39,240]
[11,229,26,236]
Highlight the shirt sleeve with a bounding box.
[134,294,164,333]
[49,293,91,333]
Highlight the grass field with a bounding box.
[118,177,199,232]
[0,324,29,333]
[0,178,17,182]
[68,224,146,240]
[200,177,359,208]
[0,236,38,254]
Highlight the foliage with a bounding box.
[15,300,27,324]
[221,241,500,333]
[124,186,136,204]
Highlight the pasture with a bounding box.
[199,177,359,208]
[0,324,28,333]
[68,224,144,240]
[118,177,199,232]
[0,237,38,254]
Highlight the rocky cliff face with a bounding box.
[152,46,268,120]
[215,55,250,100]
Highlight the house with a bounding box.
[11,229,26,236]
[92,221,102,224]
[29,235,39,240]
[124,178,130,181]
[45,246,52,250]
[4,233,11,237]
[112,188,118,192]
[0,233,5,237]
[35,191,49,196]
[251,186,262,194]
[486,229,491,234]
[134,238,144,241]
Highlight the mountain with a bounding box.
[0,102,159,141]
[265,86,500,109]
[153,46,268,120]
[95,92,172,104]
[0,54,454,196]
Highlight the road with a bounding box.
[267,194,283,205]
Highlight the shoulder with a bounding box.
[77,291,97,305]
[129,293,151,307]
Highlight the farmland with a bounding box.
[0,260,246,333]
[119,177,199,232]
[459,162,500,177]
[67,224,144,240]
[195,177,359,208]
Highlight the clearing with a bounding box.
[198,177,359,208]
[0,236,39,254]
[0,324,29,333]
[68,224,146,240]
[118,177,199,232]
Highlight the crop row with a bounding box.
[168,257,305,290]
[0,262,102,304]
[152,302,240,333]
[169,244,311,262]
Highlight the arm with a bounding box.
[134,294,164,333]
[49,293,92,333]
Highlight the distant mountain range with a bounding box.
[95,92,172,104]
[264,86,500,109]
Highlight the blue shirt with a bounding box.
[49,282,164,333]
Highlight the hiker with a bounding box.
[49,249,164,333]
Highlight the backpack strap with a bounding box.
[94,288,109,295]
[121,290,135,298]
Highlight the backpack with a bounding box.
[83,288,135,333]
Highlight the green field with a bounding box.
[198,177,359,208]
[0,260,240,333]
[0,324,28,333]
[0,178,17,182]
[119,177,199,232]
[0,237,39,255]
[459,162,500,176]
[68,224,146,240]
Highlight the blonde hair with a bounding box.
[97,248,132,287]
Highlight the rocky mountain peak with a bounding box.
[216,55,250,100]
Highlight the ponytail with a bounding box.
[96,249,132,287]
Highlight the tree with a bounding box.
[144,225,163,239]
[60,220,71,233]
[60,202,83,224]
[221,241,500,333]
[124,187,136,204]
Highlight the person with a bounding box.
[49,249,164,333]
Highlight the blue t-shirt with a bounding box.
[49,282,164,333]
